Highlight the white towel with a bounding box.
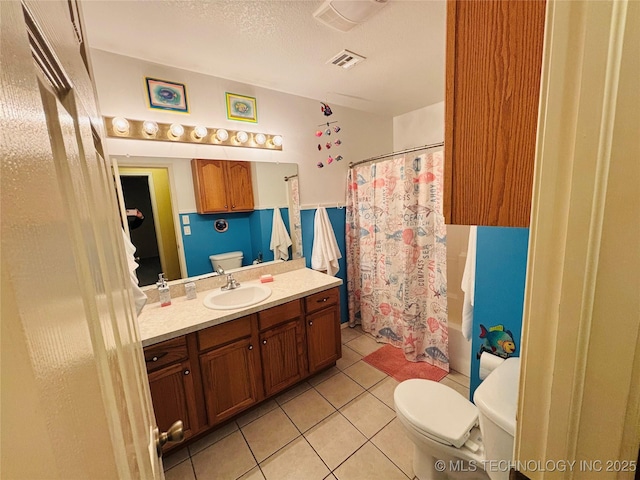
[122,230,147,316]
[270,207,292,261]
[461,226,477,341]
[311,207,342,277]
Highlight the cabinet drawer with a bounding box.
[305,288,339,315]
[198,315,253,352]
[144,337,188,372]
[258,300,301,331]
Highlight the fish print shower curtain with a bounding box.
[287,176,303,259]
[346,151,449,370]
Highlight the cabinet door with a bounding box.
[192,159,229,213]
[147,360,199,445]
[260,319,305,397]
[306,305,341,373]
[225,161,254,212]
[444,0,546,227]
[199,336,261,425]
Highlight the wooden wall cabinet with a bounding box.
[444,0,546,227]
[191,159,254,214]
[142,287,341,451]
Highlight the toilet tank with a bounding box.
[209,251,243,271]
[473,357,520,480]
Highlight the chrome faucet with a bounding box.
[221,273,240,291]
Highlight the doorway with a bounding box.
[119,167,182,286]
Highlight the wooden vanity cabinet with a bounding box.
[258,300,307,397]
[144,337,200,449]
[197,315,263,425]
[444,0,546,227]
[191,159,254,214]
[305,288,342,374]
[143,286,342,451]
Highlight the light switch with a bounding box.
[182,215,190,225]
[183,225,191,235]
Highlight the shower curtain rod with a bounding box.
[284,174,298,181]
[348,142,444,168]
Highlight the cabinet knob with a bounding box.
[248,345,253,350]
[262,340,267,345]
[317,297,328,303]
[183,369,190,376]
[152,356,159,362]
[309,321,313,326]
[224,204,228,209]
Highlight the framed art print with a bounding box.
[145,77,189,113]
[226,93,257,123]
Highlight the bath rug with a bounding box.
[362,344,448,383]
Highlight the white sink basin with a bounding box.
[203,284,272,310]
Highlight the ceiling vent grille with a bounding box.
[327,49,366,70]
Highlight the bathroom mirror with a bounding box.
[113,156,300,287]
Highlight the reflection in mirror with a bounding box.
[114,156,300,287]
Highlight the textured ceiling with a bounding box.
[81,1,446,117]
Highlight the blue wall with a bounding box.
[470,226,529,398]
[181,208,289,276]
[301,207,349,326]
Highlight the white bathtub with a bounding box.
[448,321,471,376]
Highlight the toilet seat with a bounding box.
[394,379,479,448]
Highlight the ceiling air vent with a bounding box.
[313,0,389,32]
[327,49,366,70]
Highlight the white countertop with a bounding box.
[138,268,342,347]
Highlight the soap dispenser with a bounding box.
[156,273,171,307]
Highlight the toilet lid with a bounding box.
[394,379,478,449]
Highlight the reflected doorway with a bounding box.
[119,167,182,286]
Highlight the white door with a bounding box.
[1,1,167,478]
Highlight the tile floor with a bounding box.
[163,325,471,480]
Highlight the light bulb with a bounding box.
[236,131,248,144]
[272,135,283,147]
[254,133,266,145]
[142,120,158,136]
[192,126,208,139]
[112,117,129,134]
[169,123,184,138]
[216,129,229,141]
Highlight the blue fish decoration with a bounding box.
[373,224,381,233]
[157,88,178,101]
[416,226,427,236]
[378,327,402,342]
[425,346,449,363]
[385,230,403,241]
[359,228,370,237]
[356,174,367,185]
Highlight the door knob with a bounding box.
[154,420,184,457]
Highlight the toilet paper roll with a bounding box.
[479,351,506,380]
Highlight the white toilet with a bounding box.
[209,251,243,272]
[394,357,520,480]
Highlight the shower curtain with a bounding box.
[346,150,449,370]
[287,176,303,259]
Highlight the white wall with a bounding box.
[91,50,393,208]
[393,101,444,149]
[393,102,471,376]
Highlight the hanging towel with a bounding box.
[311,207,342,277]
[270,207,292,261]
[122,230,147,316]
[461,226,477,341]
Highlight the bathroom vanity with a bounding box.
[138,267,342,452]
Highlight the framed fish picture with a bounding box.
[225,92,257,123]
[145,77,189,113]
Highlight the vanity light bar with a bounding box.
[103,116,283,151]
